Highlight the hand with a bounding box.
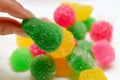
[0,0,34,36]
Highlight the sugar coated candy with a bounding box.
[16,36,33,48]
[92,40,115,67]
[67,47,95,73]
[49,28,75,58]
[62,2,93,21]
[30,43,45,57]
[68,22,87,40]
[30,54,56,80]
[90,21,113,42]
[22,18,63,52]
[77,40,93,57]
[55,58,73,77]
[54,5,75,28]
[79,68,107,80]
[83,17,95,31]
[10,48,33,72]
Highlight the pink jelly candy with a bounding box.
[90,21,113,42]
[30,43,45,57]
[54,5,75,28]
[92,40,115,67]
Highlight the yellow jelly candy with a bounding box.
[55,58,73,77]
[16,36,33,48]
[62,2,93,21]
[48,28,75,58]
[79,68,107,80]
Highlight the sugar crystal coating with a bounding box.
[49,28,75,58]
[90,21,113,42]
[54,5,75,28]
[30,54,56,80]
[10,48,33,72]
[22,18,63,52]
[92,40,115,67]
[79,68,107,80]
[67,47,95,73]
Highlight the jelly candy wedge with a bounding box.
[22,18,63,52]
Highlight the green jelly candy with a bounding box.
[83,17,95,31]
[67,47,95,73]
[22,18,63,52]
[77,40,93,57]
[10,48,33,72]
[68,22,87,40]
[30,54,56,80]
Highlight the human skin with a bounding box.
[0,0,34,36]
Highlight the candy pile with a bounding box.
[9,2,115,80]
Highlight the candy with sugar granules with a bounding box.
[54,5,75,28]
[16,36,33,48]
[68,22,87,40]
[22,18,63,52]
[77,40,93,57]
[30,43,45,57]
[92,40,115,67]
[62,2,93,21]
[55,58,73,77]
[30,54,56,80]
[49,28,75,58]
[67,47,95,73]
[10,48,33,72]
[79,68,107,80]
[83,17,95,31]
[90,21,113,42]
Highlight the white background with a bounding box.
[0,0,120,80]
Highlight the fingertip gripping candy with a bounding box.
[54,5,75,28]
[79,68,107,80]
[67,47,95,73]
[10,48,33,72]
[30,43,45,57]
[16,36,33,48]
[68,22,87,40]
[92,40,115,67]
[30,54,56,80]
[22,18,63,52]
[90,21,113,42]
[49,28,75,58]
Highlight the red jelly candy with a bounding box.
[30,43,45,57]
[54,5,75,28]
[90,21,113,42]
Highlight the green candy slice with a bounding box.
[67,47,95,73]
[22,18,63,52]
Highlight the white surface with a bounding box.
[0,0,120,80]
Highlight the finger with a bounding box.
[0,0,35,19]
[0,17,27,37]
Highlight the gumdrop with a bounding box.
[54,5,75,28]
[22,18,63,52]
[10,48,33,72]
[92,40,115,67]
[90,21,113,42]
[30,54,56,80]
[68,22,87,40]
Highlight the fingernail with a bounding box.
[23,9,35,19]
